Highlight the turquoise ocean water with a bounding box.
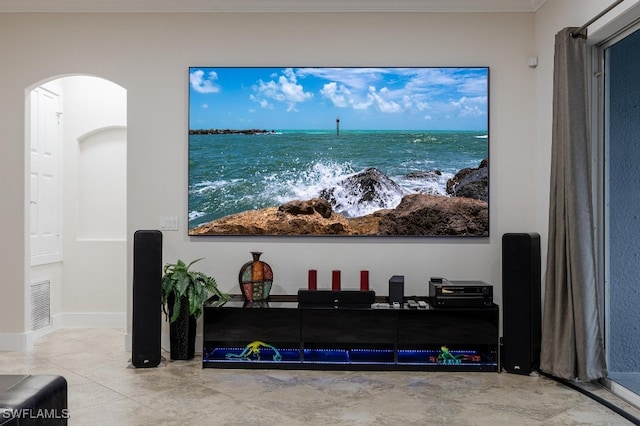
[188,130,488,230]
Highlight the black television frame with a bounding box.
[188,66,489,237]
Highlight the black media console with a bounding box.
[203,295,499,372]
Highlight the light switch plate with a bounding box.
[159,216,178,231]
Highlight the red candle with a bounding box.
[360,270,369,291]
[308,269,317,291]
[332,270,341,291]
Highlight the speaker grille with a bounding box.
[502,233,541,375]
[132,230,162,368]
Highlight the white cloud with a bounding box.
[369,86,402,113]
[321,82,406,113]
[450,96,487,118]
[253,68,313,111]
[247,67,487,124]
[298,67,388,91]
[457,76,488,96]
[190,69,221,94]
[250,94,274,110]
[320,82,352,108]
[314,68,450,115]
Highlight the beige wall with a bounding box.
[0,12,537,348]
[5,4,634,349]
[532,0,640,307]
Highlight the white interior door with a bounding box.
[30,85,63,265]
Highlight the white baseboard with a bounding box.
[53,312,126,328]
[124,332,132,352]
[2,324,204,356]
[0,332,31,351]
[0,315,124,351]
[0,325,57,351]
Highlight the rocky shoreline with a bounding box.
[189,128,274,135]
[189,159,488,236]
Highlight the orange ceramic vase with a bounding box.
[238,252,273,301]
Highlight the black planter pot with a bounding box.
[168,294,197,360]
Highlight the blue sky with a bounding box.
[189,67,488,131]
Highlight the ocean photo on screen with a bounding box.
[188,67,489,236]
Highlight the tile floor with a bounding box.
[1,328,640,425]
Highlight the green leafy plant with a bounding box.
[161,258,229,323]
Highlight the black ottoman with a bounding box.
[0,375,67,425]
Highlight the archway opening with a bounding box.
[27,75,127,340]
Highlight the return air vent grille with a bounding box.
[31,280,51,331]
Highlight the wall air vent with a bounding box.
[31,280,51,331]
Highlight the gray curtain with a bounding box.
[540,27,607,381]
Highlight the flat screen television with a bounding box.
[188,67,489,237]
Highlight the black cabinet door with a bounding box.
[398,309,498,344]
[301,308,397,343]
[204,308,300,342]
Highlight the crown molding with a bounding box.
[0,0,547,13]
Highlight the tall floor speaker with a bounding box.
[132,230,162,368]
[502,232,541,375]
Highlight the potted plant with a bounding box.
[161,258,229,360]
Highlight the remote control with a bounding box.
[418,300,428,308]
[408,300,419,309]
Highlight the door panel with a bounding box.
[30,86,62,265]
[603,25,640,398]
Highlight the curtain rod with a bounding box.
[571,0,625,38]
